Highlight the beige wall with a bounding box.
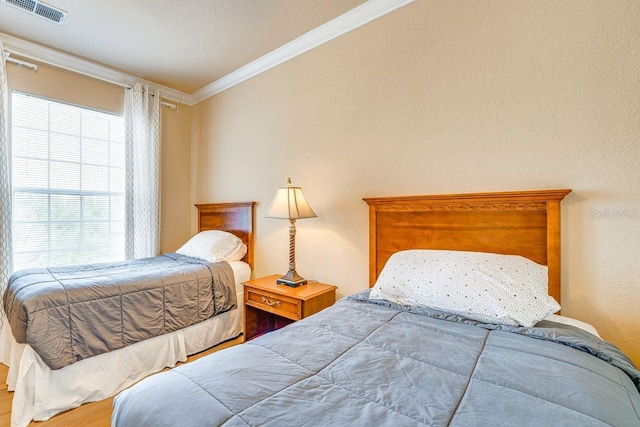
[160,104,192,253]
[6,63,192,254]
[192,0,640,364]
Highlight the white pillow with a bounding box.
[369,249,560,327]
[225,243,248,262]
[176,230,244,262]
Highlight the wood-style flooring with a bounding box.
[0,335,244,427]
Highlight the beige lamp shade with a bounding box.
[264,178,317,220]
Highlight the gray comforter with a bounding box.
[112,291,640,427]
[3,253,236,370]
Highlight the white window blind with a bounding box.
[11,92,125,271]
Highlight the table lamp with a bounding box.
[264,178,317,286]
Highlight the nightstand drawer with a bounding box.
[245,288,301,321]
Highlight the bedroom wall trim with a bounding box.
[0,0,414,106]
[189,0,415,104]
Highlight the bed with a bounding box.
[0,201,255,427]
[112,190,640,427]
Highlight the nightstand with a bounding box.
[243,274,337,341]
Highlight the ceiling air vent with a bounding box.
[1,0,67,25]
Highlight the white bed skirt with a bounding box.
[1,261,249,427]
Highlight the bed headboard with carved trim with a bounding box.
[195,202,256,269]
[363,190,571,304]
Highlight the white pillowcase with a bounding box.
[225,242,247,262]
[176,230,245,263]
[369,249,560,327]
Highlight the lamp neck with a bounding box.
[288,219,296,271]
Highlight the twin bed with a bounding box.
[0,202,255,427]
[111,190,640,426]
[3,190,640,426]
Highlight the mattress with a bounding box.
[0,261,251,427]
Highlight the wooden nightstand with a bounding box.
[243,274,337,341]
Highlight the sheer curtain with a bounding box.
[0,42,13,355]
[124,83,161,259]
[0,43,12,303]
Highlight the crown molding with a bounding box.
[0,32,192,104]
[1,0,414,106]
[190,0,414,104]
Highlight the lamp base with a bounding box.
[276,270,308,287]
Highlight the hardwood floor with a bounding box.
[0,335,244,427]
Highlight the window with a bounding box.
[11,92,125,271]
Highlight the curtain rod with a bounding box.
[4,50,38,71]
[125,85,177,110]
[6,55,38,71]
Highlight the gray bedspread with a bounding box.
[3,253,236,370]
[112,290,640,427]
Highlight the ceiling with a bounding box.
[0,0,369,95]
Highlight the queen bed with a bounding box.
[0,201,255,427]
[112,190,640,427]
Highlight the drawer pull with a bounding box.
[261,297,281,307]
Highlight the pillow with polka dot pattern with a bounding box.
[176,230,244,263]
[369,249,560,327]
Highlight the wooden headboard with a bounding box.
[195,202,256,269]
[363,190,571,304]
